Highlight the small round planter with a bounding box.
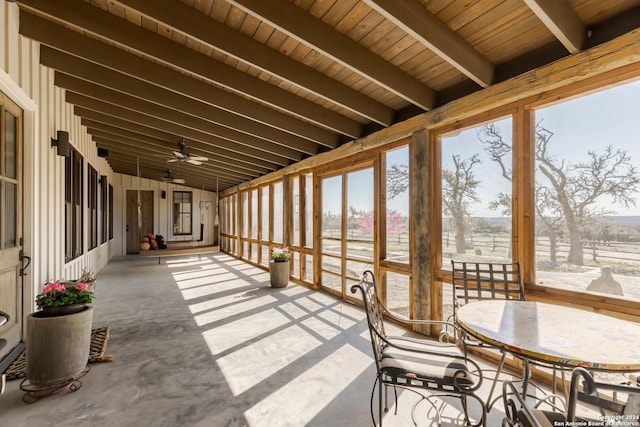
[26,306,93,386]
[270,260,290,288]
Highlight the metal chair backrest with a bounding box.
[451,261,525,309]
[352,270,386,373]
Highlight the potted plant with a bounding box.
[271,247,290,262]
[270,247,290,287]
[35,281,94,316]
[25,280,96,388]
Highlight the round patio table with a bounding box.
[456,300,640,371]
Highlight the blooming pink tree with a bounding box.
[356,211,374,235]
[356,209,407,239]
[386,209,406,239]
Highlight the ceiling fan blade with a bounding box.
[173,151,186,158]
[191,156,208,161]
[167,159,178,163]
[173,179,186,184]
[187,159,202,165]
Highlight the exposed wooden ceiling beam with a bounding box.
[104,153,240,189]
[75,106,288,170]
[58,76,298,166]
[85,127,261,180]
[43,51,325,154]
[70,100,288,170]
[18,0,393,126]
[20,14,354,143]
[362,0,494,87]
[90,136,247,183]
[523,0,586,53]
[224,0,435,109]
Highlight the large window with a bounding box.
[88,164,98,250]
[108,184,114,240]
[304,173,313,248]
[273,182,283,243]
[1,109,18,249]
[440,117,513,267]
[101,176,108,244]
[385,146,409,263]
[65,148,83,261]
[320,166,374,298]
[382,145,411,316]
[260,185,270,266]
[534,80,640,302]
[292,176,300,247]
[173,191,192,235]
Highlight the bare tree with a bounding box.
[443,154,481,253]
[479,122,640,265]
[386,164,408,199]
[535,184,564,264]
[386,153,481,254]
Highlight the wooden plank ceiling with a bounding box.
[14,0,640,192]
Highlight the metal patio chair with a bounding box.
[450,261,524,310]
[351,270,486,426]
[449,261,530,409]
[502,367,640,427]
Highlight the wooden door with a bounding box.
[126,190,154,254]
[0,95,23,360]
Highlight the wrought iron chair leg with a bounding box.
[379,378,384,426]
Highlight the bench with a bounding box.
[139,245,219,264]
[165,240,203,248]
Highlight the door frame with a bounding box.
[125,189,155,254]
[0,69,38,360]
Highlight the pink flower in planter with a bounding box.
[36,279,95,310]
[42,282,66,293]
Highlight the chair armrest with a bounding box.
[379,302,461,332]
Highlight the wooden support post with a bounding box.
[410,128,431,335]
[282,175,290,248]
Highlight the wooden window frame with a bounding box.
[172,190,193,236]
[108,184,114,240]
[88,164,98,250]
[65,148,83,262]
[100,176,107,244]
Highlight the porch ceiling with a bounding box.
[14,0,640,192]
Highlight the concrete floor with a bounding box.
[0,253,511,426]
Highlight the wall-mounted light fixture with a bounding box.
[51,130,70,157]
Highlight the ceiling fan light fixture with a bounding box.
[167,139,209,165]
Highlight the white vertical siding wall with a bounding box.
[1,2,116,314]
[119,174,217,250]
[1,2,217,316]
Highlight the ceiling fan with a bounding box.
[168,139,208,165]
[161,169,185,185]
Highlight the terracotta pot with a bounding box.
[26,306,93,385]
